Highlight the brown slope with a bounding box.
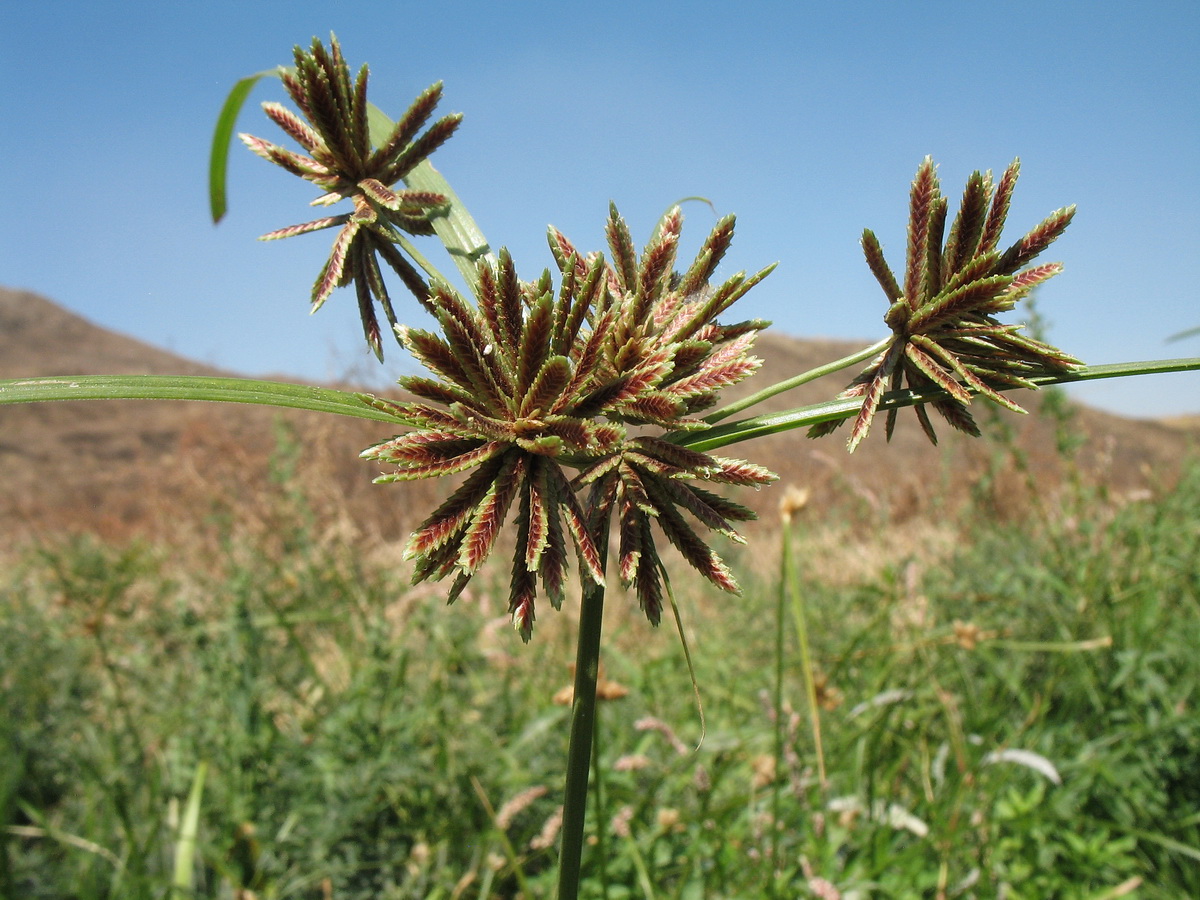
[0,287,425,547]
[1,287,1196,551]
[0,287,227,377]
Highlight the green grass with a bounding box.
[2,458,1198,898]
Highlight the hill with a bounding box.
[1,286,1195,549]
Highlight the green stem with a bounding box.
[591,694,609,897]
[769,530,787,898]
[705,337,889,423]
[558,544,609,900]
[677,356,1200,452]
[782,518,826,789]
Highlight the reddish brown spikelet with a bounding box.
[862,229,903,302]
[524,462,551,570]
[847,368,891,453]
[636,550,665,625]
[979,159,1020,254]
[675,214,736,297]
[637,216,680,306]
[508,554,538,642]
[1008,262,1063,298]
[944,170,990,276]
[367,81,444,170]
[260,216,346,241]
[606,205,640,294]
[815,158,1078,451]
[904,157,938,305]
[618,506,644,584]
[260,101,324,152]
[241,37,462,358]
[460,453,525,573]
[997,206,1076,275]
[539,513,567,608]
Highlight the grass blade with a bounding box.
[0,374,410,424]
[172,761,207,898]
[209,69,279,223]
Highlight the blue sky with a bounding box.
[4,1,1197,416]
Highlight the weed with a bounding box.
[3,457,1197,896]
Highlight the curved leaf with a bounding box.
[209,69,280,222]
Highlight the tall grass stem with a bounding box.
[557,545,609,900]
[782,518,826,787]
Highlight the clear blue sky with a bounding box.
[4,1,1198,416]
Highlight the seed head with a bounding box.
[361,207,775,639]
[240,35,462,359]
[811,158,1080,451]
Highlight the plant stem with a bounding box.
[769,528,787,898]
[782,517,826,788]
[558,551,609,900]
[704,338,890,423]
[591,697,609,897]
[677,356,1200,452]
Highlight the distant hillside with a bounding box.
[0,287,421,545]
[1,286,1195,548]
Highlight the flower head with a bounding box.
[361,207,775,639]
[811,157,1079,451]
[240,35,462,359]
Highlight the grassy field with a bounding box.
[3,447,1198,898]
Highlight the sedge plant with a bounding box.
[4,35,1200,899]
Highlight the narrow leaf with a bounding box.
[210,69,277,222]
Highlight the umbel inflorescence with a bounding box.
[238,37,776,640]
[810,157,1079,451]
[360,206,777,639]
[237,40,1082,640]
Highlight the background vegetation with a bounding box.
[2,421,1198,899]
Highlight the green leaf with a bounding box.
[0,375,404,423]
[171,762,207,899]
[366,104,493,289]
[1167,325,1200,343]
[209,69,280,223]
